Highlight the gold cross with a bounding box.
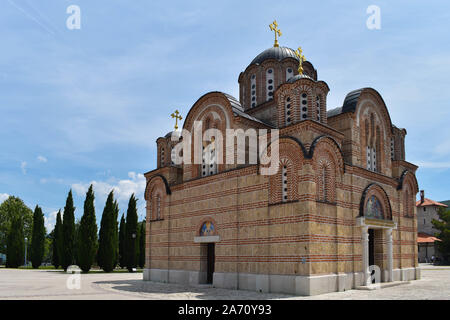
[269,20,282,47]
[295,46,306,74]
[171,110,182,130]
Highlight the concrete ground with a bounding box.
[0,264,449,300]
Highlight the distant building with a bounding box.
[0,253,5,265]
[416,190,447,263]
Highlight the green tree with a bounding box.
[98,191,117,272]
[31,205,46,268]
[6,216,24,268]
[76,185,98,272]
[432,207,450,263]
[118,214,126,268]
[125,194,138,272]
[139,220,146,268]
[52,210,63,268]
[113,200,119,268]
[61,190,76,271]
[43,232,52,263]
[0,196,33,255]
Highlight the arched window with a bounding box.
[156,195,161,220]
[286,67,294,81]
[250,74,256,108]
[318,165,328,202]
[170,147,175,165]
[365,114,378,172]
[266,68,274,101]
[282,165,288,202]
[300,93,308,120]
[316,95,321,121]
[160,147,165,167]
[285,97,292,126]
[365,195,384,219]
[202,142,217,177]
[390,137,395,160]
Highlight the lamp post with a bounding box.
[24,237,28,267]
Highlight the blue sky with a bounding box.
[1,0,449,232]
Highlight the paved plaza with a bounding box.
[0,264,449,300]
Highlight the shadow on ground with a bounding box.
[92,279,296,300]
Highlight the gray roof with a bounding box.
[286,74,314,83]
[222,92,272,127]
[326,107,343,118]
[326,89,364,118]
[250,47,298,66]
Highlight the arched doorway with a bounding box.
[194,221,219,284]
[357,184,396,285]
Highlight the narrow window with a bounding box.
[367,146,372,170]
[390,137,395,160]
[266,68,274,101]
[286,67,294,81]
[160,148,165,167]
[250,74,256,108]
[202,143,217,177]
[285,97,291,126]
[156,195,161,220]
[300,93,308,120]
[282,165,288,202]
[316,95,321,121]
[322,166,327,201]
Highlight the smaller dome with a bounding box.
[287,74,313,83]
[249,46,298,66]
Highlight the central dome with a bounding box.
[250,46,299,66]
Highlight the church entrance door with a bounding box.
[206,243,215,284]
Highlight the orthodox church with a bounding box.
[143,22,420,295]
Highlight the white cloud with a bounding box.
[37,155,48,163]
[44,210,58,233]
[0,193,9,204]
[20,161,27,174]
[72,171,146,209]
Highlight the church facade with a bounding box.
[143,39,420,295]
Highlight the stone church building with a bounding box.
[143,40,420,295]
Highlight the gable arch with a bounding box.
[266,136,306,204]
[144,175,171,201]
[355,88,393,134]
[309,135,345,175]
[397,170,419,194]
[359,183,392,220]
[182,91,236,133]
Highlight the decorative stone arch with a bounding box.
[397,170,419,218]
[266,136,305,204]
[359,183,392,221]
[182,92,236,177]
[310,136,344,204]
[355,89,394,174]
[144,175,171,221]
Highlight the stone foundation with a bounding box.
[143,268,420,296]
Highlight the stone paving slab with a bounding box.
[0,266,449,300]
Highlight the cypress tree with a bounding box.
[31,205,46,269]
[98,191,116,272]
[52,210,63,268]
[139,220,146,268]
[112,200,119,268]
[61,190,75,271]
[125,194,138,272]
[76,185,98,272]
[118,214,126,268]
[6,216,24,268]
